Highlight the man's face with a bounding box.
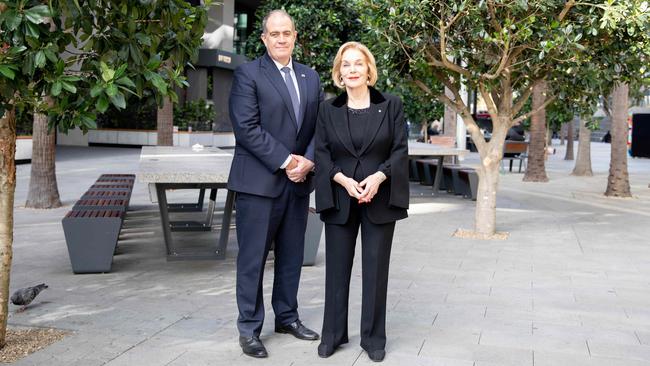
[261,14,296,65]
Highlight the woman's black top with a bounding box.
[347,107,371,152]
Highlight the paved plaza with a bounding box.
[7,141,650,365]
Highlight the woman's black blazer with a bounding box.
[315,87,409,225]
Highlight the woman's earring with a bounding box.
[340,77,345,86]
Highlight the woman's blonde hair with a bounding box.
[331,42,378,89]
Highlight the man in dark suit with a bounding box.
[227,9,322,358]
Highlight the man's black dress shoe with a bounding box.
[239,336,268,358]
[317,343,337,358]
[367,349,386,362]
[275,319,320,340]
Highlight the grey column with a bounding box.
[213,68,233,132]
[187,68,208,102]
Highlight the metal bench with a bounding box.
[62,209,125,274]
[442,165,464,195]
[62,174,135,273]
[502,141,528,173]
[415,159,447,191]
[457,169,478,200]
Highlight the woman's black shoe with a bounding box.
[317,343,336,358]
[367,349,385,362]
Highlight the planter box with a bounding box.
[213,133,236,148]
[57,127,88,146]
[58,128,236,148]
[15,137,32,161]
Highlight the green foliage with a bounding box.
[174,99,216,131]
[96,98,216,131]
[361,0,649,136]
[96,99,157,130]
[378,74,443,128]
[15,108,33,136]
[246,0,364,92]
[359,8,444,131]
[0,0,209,133]
[546,97,575,132]
[542,1,649,134]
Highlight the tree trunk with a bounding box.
[573,117,593,176]
[443,87,457,137]
[474,125,507,236]
[605,83,631,197]
[25,101,61,208]
[560,123,566,145]
[523,80,549,182]
[475,163,499,235]
[564,120,574,161]
[156,96,173,146]
[0,107,17,347]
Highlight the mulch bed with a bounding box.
[0,327,69,363]
[453,228,510,240]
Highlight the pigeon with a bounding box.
[11,283,48,312]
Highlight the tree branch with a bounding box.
[479,82,500,118]
[413,79,432,95]
[436,93,487,151]
[486,0,503,33]
[481,41,511,80]
[558,0,576,21]
[512,80,538,116]
[439,19,470,77]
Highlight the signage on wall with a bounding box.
[218,54,231,64]
[197,49,246,70]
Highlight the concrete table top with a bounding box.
[138,146,233,184]
[408,141,469,157]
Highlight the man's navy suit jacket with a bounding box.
[227,53,322,198]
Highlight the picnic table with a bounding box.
[138,146,235,260]
[408,141,469,196]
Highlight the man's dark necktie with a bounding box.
[281,66,301,127]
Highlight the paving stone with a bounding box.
[6,143,650,365]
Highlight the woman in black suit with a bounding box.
[314,42,409,362]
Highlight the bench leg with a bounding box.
[431,156,444,197]
[155,184,175,256]
[204,189,217,227]
[216,190,235,259]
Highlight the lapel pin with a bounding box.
[301,74,306,78]
[378,109,382,113]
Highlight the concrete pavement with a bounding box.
[7,141,650,366]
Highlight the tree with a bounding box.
[365,1,592,237]
[557,2,650,185]
[564,117,574,160]
[573,115,599,176]
[25,97,62,208]
[606,83,631,196]
[546,99,577,161]
[596,18,648,195]
[523,81,550,182]
[363,0,644,237]
[0,0,207,346]
[246,0,364,93]
[20,1,202,208]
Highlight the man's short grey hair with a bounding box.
[261,9,296,34]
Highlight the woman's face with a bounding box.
[340,48,369,90]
